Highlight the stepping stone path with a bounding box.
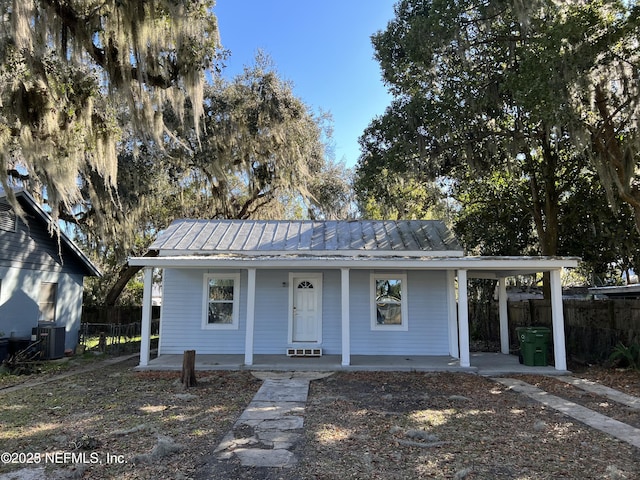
[555,375,640,410]
[495,377,640,449]
[214,371,331,468]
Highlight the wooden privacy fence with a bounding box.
[511,299,640,363]
[81,305,161,324]
[471,298,640,364]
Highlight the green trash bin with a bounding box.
[516,327,551,366]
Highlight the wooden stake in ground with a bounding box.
[181,350,197,388]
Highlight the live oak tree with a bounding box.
[360,0,576,259]
[354,101,450,221]
[557,169,640,284]
[0,3,345,305]
[453,163,640,282]
[83,57,345,305]
[0,0,219,229]
[539,1,640,235]
[176,56,331,222]
[358,0,640,261]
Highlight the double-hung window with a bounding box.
[371,273,408,331]
[202,273,240,330]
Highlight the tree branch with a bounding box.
[7,169,30,182]
[105,250,159,307]
[43,0,175,89]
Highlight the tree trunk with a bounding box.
[181,350,197,388]
[526,131,561,300]
[592,83,640,236]
[104,250,158,306]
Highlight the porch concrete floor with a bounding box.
[137,352,568,376]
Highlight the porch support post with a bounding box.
[139,267,153,367]
[550,269,567,371]
[341,268,350,366]
[457,269,470,368]
[244,268,257,366]
[498,277,509,354]
[447,270,459,358]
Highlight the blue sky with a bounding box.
[213,1,398,168]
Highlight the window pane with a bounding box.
[207,277,235,325]
[208,279,234,301]
[208,302,234,324]
[375,279,402,325]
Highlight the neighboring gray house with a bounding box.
[0,189,100,353]
[130,219,577,371]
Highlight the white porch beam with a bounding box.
[498,277,509,354]
[550,269,567,371]
[457,269,470,368]
[341,268,350,366]
[244,268,257,366]
[447,270,459,358]
[128,255,579,271]
[139,267,153,367]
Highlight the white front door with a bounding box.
[291,275,321,343]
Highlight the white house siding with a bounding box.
[349,270,450,356]
[0,266,83,350]
[159,268,247,354]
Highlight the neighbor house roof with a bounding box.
[149,219,464,257]
[0,187,101,276]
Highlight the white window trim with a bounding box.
[370,273,408,331]
[202,273,240,330]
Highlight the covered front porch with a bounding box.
[136,351,570,376]
[132,258,578,372]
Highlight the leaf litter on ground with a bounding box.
[0,358,638,479]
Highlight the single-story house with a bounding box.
[129,219,578,371]
[0,188,100,355]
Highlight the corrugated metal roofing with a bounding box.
[150,220,463,254]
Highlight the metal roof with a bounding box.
[150,220,463,256]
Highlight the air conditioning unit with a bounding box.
[286,348,322,357]
[32,326,66,360]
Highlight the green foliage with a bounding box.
[453,169,535,256]
[307,158,356,220]
[609,342,640,370]
[558,169,640,283]
[356,0,640,286]
[355,167,447,220]
[159,53,341,222]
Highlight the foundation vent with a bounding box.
[287,348,322,357]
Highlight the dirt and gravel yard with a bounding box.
[0,356,638,479]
